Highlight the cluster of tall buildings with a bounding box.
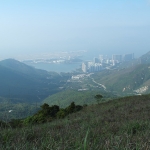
[82,62,102,73]
[82,53,134,73]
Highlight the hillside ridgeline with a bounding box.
[0,59,70,102]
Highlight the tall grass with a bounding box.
[83,128,89,150]
[1,94,150,149]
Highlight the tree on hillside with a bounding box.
[65,102,83,114]
[66,102,76,114]
[23,102,83,125]
[94,94,103,104]
[39,103,60,118]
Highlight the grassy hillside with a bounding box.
[92,64,150,96]
[0,89,114,121]
[1,94,150,149]
[43,90,114,107]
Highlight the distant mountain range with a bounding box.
[0,59,69,102]
[1,51,150,105]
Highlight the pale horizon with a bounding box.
[0,0,150,59]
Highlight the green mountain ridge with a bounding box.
[0,59,67,102]
[92,63,150,96]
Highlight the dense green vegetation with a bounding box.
[0,89,114,121]
[22,102,83,125]
[0,101,83,127]
[1,94,150,149]
[0,97,40,121]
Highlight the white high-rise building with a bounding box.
[99,55,103,63]
[88,63,102,72]
[82,63,87,73]
[88,62,94,67]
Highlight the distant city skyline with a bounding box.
[82,53,134,73]
[0,0,150,59]
[0,50,146,61]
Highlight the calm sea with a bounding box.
[23,51,101,73]
[25,62,81,73]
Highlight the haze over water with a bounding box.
[0,1,149,60]
[25,62,80,73]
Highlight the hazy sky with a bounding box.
[0,0,150,59]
